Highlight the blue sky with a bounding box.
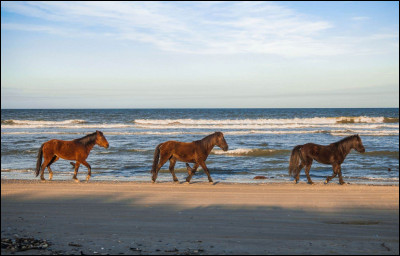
[1,1,399,108]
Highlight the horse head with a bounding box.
[95,130,109,149]
[353,134,365,153]
[215,132,228,151]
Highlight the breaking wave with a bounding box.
[134,116,398,126]
[2,130,398,136]
[1,116,397,137]
[212,148,291,157]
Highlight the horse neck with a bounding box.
[201,135,217,154]
[86,141,96,152]
[76,135,97,153]
[338,139,354,158]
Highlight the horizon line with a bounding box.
[2,107,399,110]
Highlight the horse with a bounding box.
[151,132,228,184]
[35,130,109,182]
[288,134,365,185]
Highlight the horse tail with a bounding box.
[35,143,45,177]
[289,145,302,177]
[151,143,163,175]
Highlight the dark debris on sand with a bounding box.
[1,237,50,252]
[253,176,267,180]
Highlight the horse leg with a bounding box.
[152,153,170,183]
[80,160,92,182]
[294,163,304,184]
[47,156,59,180]
[40,155,53,181]
[199,161,213,184]
[185,163,199,183]
[185,163,192,175]
[73,162,81,182]
[168,157,179,182]
[325,164,338,184]
[304,162,314,184]
[337,165,346,185]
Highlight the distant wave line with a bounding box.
[134,116,399,125]
[2,116,398,128]
[2,129,398,136]
[2,123,398,130]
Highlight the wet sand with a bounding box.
[1,179,399,255]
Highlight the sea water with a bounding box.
[1,108,398,185]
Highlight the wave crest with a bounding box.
[134,116,398,126]
[1,119,86,126]
[212,148,290,157]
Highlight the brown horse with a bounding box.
[289,134,365,185]
[36,130,109,182]
[151,132,228,183]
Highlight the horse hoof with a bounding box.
[73,179,80,183]
[308,182,314,185]
[324,180,328,184]
[209,181,214,185]
[184,181,190,185]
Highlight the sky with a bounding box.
[1,1,399,108]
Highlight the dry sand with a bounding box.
[1,179,399,255]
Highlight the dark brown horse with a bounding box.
[289,135,365,185]
[36,130,109,182]
[151,132,228,183]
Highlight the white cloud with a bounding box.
[1,1,397,57]
[352,16,370,21]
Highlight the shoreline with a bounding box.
[2,171,399,186]
[1,178,400,186]
[2,179,399,255]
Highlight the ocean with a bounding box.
[1,108,399,185]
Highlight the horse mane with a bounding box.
[335,134,359,144]
[75,132,97,146]
[333,135,359,155]
[198,132,221,149]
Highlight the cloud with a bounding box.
[1,1,397,57]
[352,16,370,21]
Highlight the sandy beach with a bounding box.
[1,179,398,255]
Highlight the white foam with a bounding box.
[211,148,290,156]
[212,148,255,155]
[1,119,133,129]
[2,117,398,131]
[134,116,396,125]
[2,129,398,136]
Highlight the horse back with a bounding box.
[162,141,197,153]
[161,141,198,162]
[43,139,87,160]
[301,143,339,164]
